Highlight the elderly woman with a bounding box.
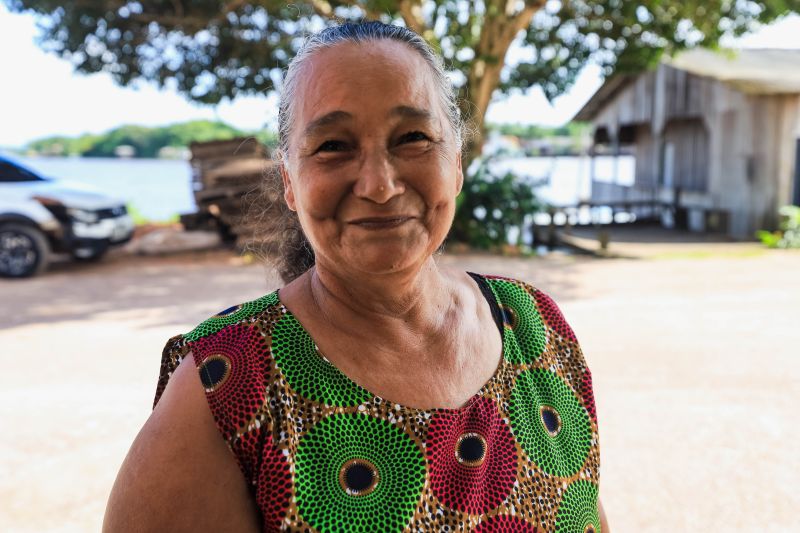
[104,21,607,532]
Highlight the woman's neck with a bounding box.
[307,257,455,340]
[277,258,500,409]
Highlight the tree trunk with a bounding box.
[360,0,544,170]
[460,1,542,169]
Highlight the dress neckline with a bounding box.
[274,272,508,412]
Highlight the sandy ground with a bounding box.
[1,246,799,532]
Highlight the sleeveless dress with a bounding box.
[154,273,601,532]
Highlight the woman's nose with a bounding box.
[352,150,404,203]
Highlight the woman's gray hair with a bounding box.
[258,21,464,283]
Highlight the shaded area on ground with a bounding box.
[0,249,273,331]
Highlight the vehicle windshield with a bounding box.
[0,160,46,182]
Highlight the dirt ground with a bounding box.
[2,245,798,532]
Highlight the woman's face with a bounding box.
[281,40,463,278]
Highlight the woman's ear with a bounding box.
[280,164,296,211]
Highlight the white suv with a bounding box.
[0,155,135,277]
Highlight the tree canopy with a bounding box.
[7,0,797,159]
[25,120,277,157]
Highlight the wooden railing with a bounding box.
[531,200,672,248]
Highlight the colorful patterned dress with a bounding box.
[155,273,601,532]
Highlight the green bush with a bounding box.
[127,204,179,226]
[757,205,800,249]
[449,159,544,250]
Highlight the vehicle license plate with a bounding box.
[111,220,129,241]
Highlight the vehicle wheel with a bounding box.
[0,223,51,278]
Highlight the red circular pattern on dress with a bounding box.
[427,397,517,514]
[533,290,577,342]
[475,514,539,532]
[227,425,292,532]
[190,324,269,437]
[581,368,597,423]
[254,431,292,532]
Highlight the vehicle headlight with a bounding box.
[67,208,99,224]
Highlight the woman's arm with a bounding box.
[103,354,260,532]
[599,497,610,532]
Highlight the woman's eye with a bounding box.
[399,131,430,144]
[316,140,349,153]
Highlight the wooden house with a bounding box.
[574,48,800,238]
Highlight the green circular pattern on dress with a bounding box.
[271,314,372,407]
[185,292,278,341]
[295,413,426,533]
[509,369,592,477]
[484,279,546,363]
[501,324,524,365]
[556,480,600,533]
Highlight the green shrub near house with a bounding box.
[449,158,545,251]
[757,205,800,249]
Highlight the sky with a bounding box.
[1,5,799,148]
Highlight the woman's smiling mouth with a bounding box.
[348,216,415,229]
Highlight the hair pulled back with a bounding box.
[260,21,463,283]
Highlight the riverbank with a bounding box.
[2,248,798,531]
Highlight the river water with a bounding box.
[13,155,634,222]
[15,156,195,222]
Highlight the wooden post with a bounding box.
[598,229,610,254]
[531,223,542,248]
[793,138,800,207]
[547,207,558,249]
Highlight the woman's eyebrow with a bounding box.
[302,110,352,137]
[302,106,433,138]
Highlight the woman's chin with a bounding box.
[347,250,422,275]
[336,241,430,276]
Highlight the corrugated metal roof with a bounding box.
[573,48,800,121]
[667,48,800,94]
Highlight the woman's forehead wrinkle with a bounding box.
[293,41,446,138]
[391,105,432,121]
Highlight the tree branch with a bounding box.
[514,3,541,34]
[398,0,426,35]
[131,1,249,29]
[309,0,334,18]
[221,0,248,16]
[170,0,183,18]
[461,0,543,164]
[129,13,210,30]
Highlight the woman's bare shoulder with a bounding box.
[103,354,260,532]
